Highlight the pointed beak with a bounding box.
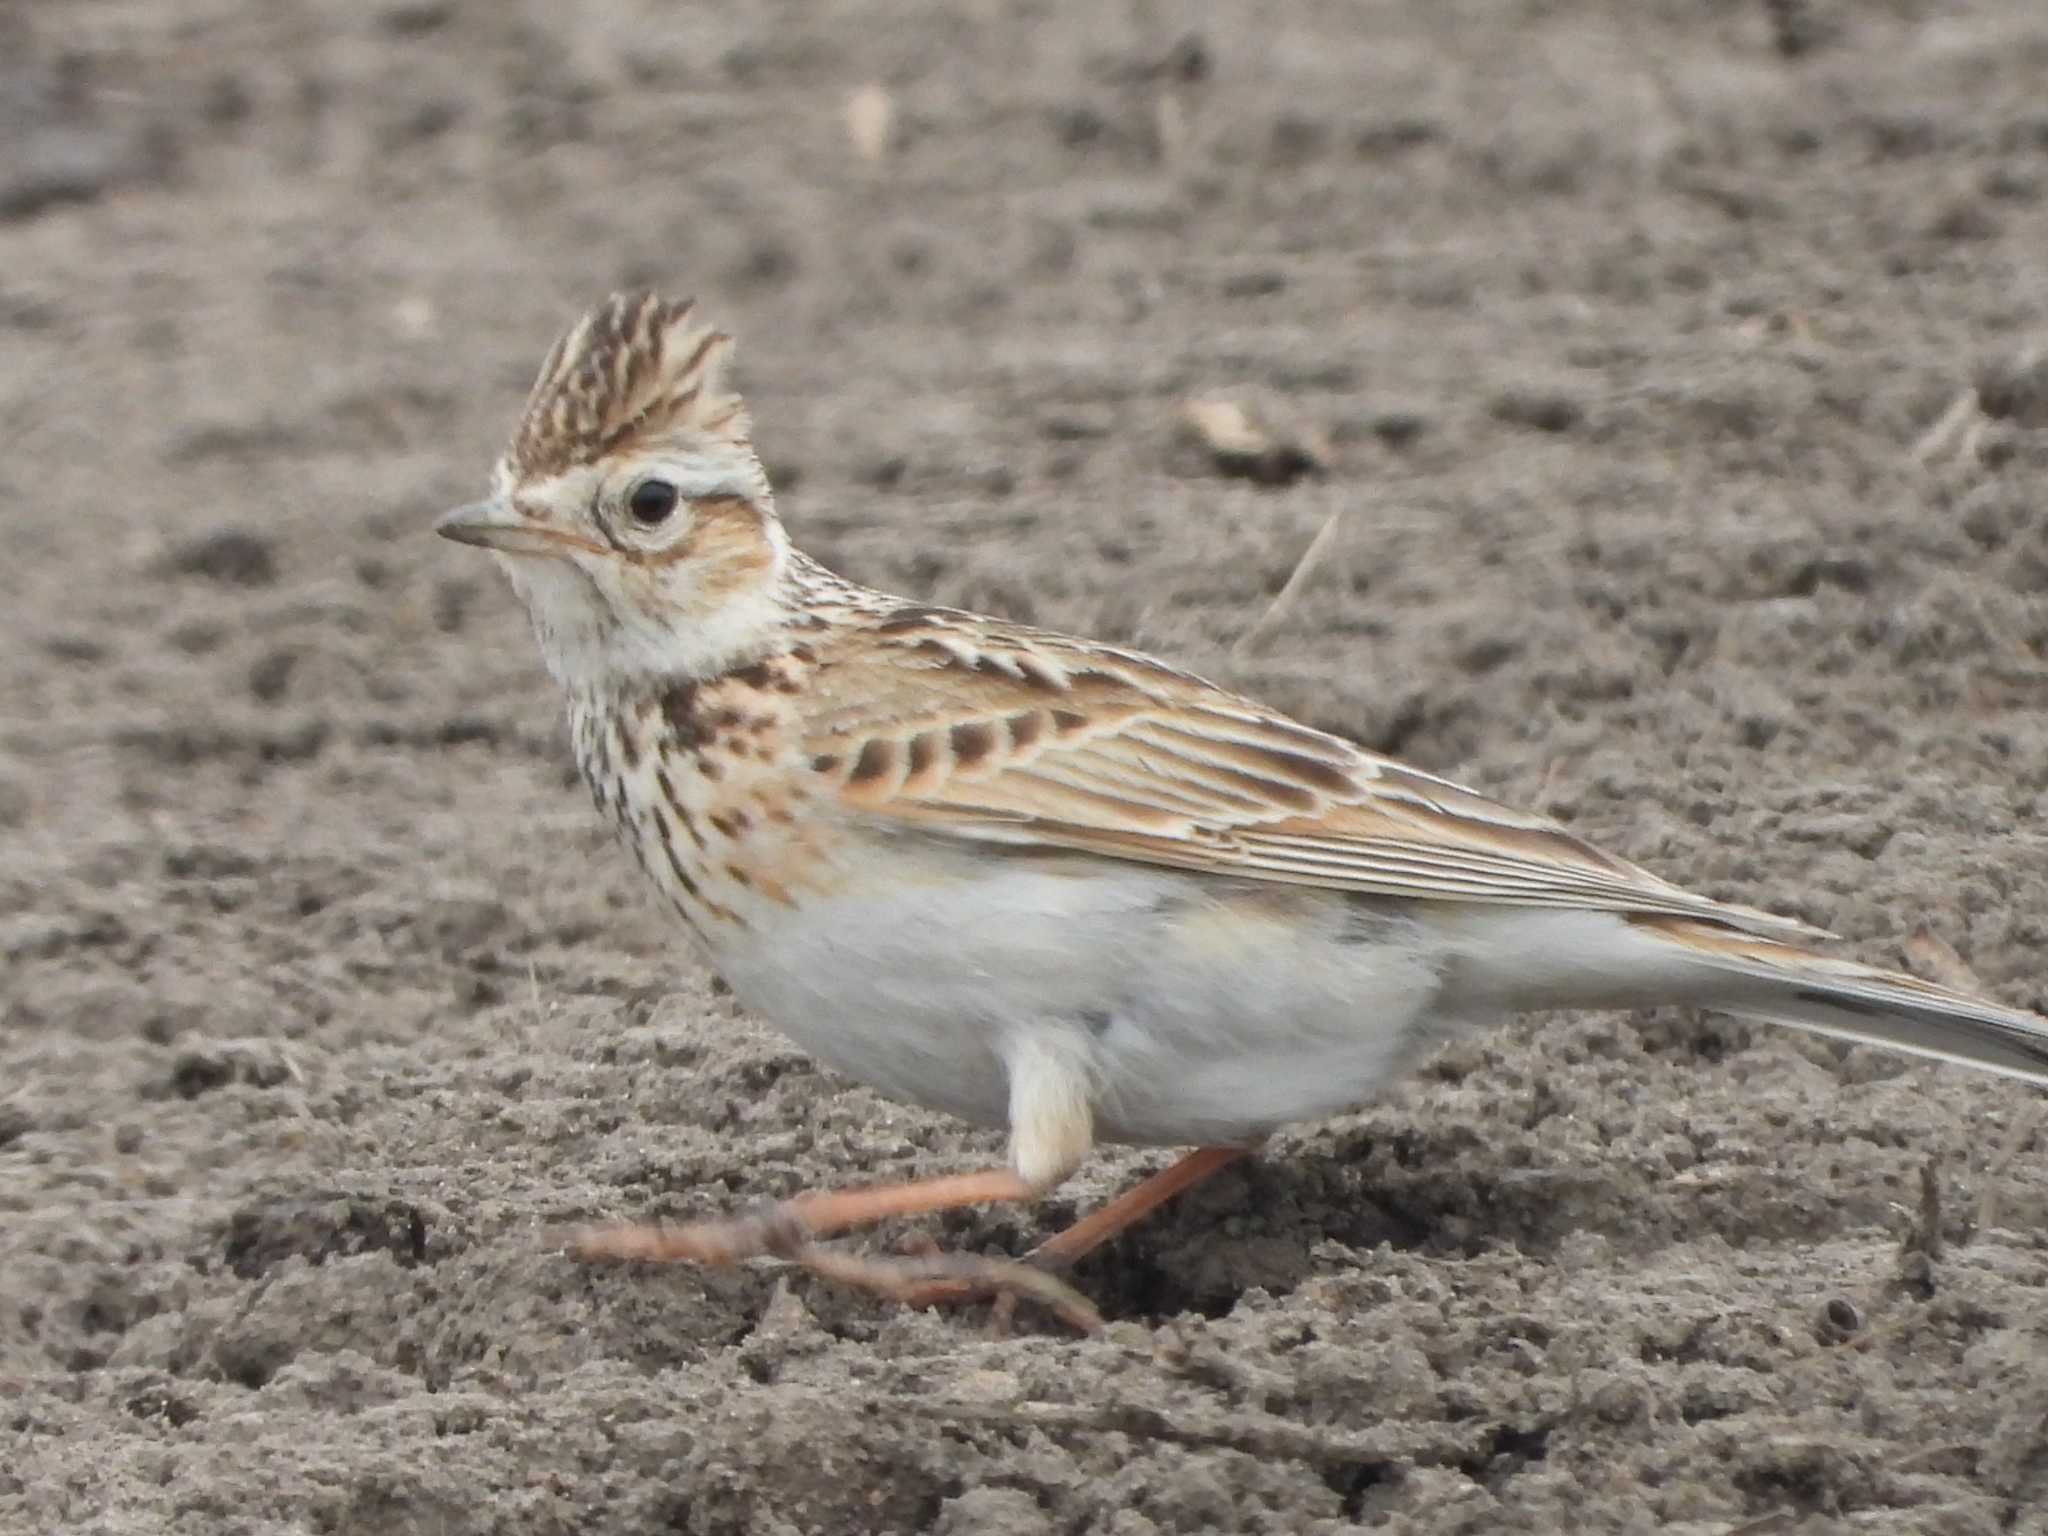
[435,500,585,558]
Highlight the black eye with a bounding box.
[627,479,679,527]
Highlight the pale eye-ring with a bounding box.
[627,478,679,528]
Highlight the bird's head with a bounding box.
[438,292,789,691]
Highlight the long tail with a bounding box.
[1633,915,2048,1086]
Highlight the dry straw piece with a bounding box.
[846,83,894,163]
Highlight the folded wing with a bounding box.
[803,613,1826,942]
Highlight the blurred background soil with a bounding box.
[5,2,2048,1532]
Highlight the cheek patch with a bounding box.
[681,498,778,596]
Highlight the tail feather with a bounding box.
[1635,915,2048,1087]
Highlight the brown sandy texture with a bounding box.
[6,2,2048,1531]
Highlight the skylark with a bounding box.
[438,291,2048,1330]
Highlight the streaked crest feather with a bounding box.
[505,291,751,481]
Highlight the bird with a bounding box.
[436,290,2048,1331]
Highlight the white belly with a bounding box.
[702,831,1452,1146]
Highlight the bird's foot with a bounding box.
[566,1191,1102,1335]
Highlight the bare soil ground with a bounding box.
[6,2,2048,1531]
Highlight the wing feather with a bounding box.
[804,617,1828,941]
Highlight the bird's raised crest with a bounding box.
[504,292,751,481]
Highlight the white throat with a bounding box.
[495,522,795,695]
